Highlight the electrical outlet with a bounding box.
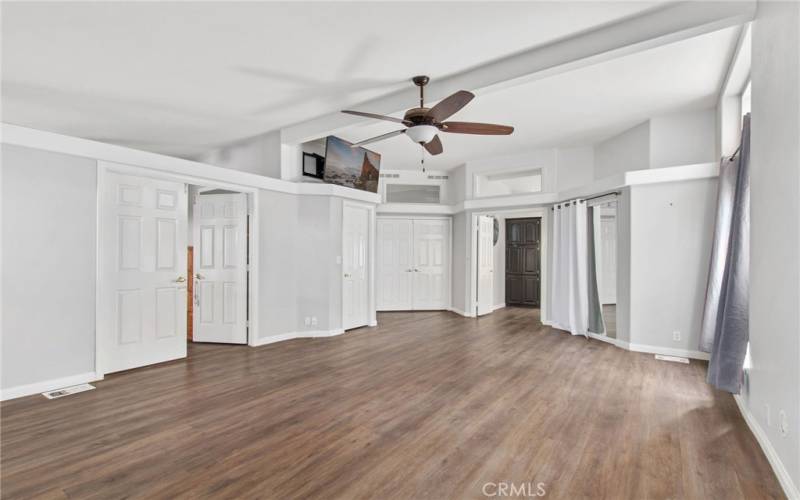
[304,317,311,326]
[311,316,318,326]
[672,331,681,342]
[779,410,789,436]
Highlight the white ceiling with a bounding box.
[333,25,739,171]
[1,2,662,158]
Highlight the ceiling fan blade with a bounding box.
[440,121,514,135]
[426,90,474,122]
[424,135,443,155]
[351,129,406,147]
[342,110,412,126]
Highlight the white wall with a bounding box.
[451,211,468,314]
[594,108,717,180]
[555,146,595,191]
[615,188,632,343]
[198,130,282,178]
[2,145,97,390]
[649,108,716,169]
[627,178,717,355]
[594,121,650,179]
[256,192,347,340]
[745,1,800,494]
[0,143,357,396]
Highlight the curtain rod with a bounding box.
[551,191,621,209]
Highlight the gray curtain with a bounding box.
[586,206,605,334]
[700,114,750,394]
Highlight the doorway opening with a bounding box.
[470,208,548,318]
[591,201,618,338]
[187,186,250,345]
[96,162,259,377]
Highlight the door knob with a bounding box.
[344,273,351,278]
[195,273,205,280]
[406,269,413,272]
[174,276,186,283]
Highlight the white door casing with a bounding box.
[377,219,413,310]
[99,172,187,374]
[192,193,248,344]
[600,215,617,304]
[477,215,495,316]
[412,219,449,310]
[343,204,370,330]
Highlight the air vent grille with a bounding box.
[379,173,400,178]
[427,175,449,180]
[43,383,95,399]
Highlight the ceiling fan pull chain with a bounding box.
[421,145,426,173]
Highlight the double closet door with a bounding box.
[377,218,450,311]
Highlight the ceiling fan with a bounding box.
[341,75,514,161]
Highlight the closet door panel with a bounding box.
[377,219,413,310]
[412,219,449,310]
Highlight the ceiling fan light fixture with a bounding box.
[406,125,438,144]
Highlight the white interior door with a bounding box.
[377,219,413,310]
[192,193,248,344]
[413,219,449,310]
[343,204,369,330]
[477,215,495,316]
[600,215,617,304]
[100,171,187,374]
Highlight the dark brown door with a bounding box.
[506,218,541,307]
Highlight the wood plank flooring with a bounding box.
[0,307,783,499]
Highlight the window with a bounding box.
[474,168,543,198]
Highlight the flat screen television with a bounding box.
[323,135,381,193]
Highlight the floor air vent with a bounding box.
[654,354,689,364]
[42,383,95,399]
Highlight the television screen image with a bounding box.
[323,135,381,193]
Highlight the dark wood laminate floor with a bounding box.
[1,308,783,499]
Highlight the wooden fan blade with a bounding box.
[440,121,514,135]
[424,135,443,155]
[342,110,412,126]
[426,90,474,122]
[351,129,406,147]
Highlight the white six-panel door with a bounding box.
[193,193,248,344]
[477,215,495,316]
[343,204,370,330]
[99,172,187,374]
[412,219,449,310]
[376,219,413,310]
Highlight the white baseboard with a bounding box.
[1,371,102,401]
[492,303,506,311]
[252,328,346,347]
[625,341,709,361]
[585,333,709,360]
[447,307,475,318]
[734,395,800,499]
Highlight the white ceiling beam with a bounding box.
[282,1,755,145]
